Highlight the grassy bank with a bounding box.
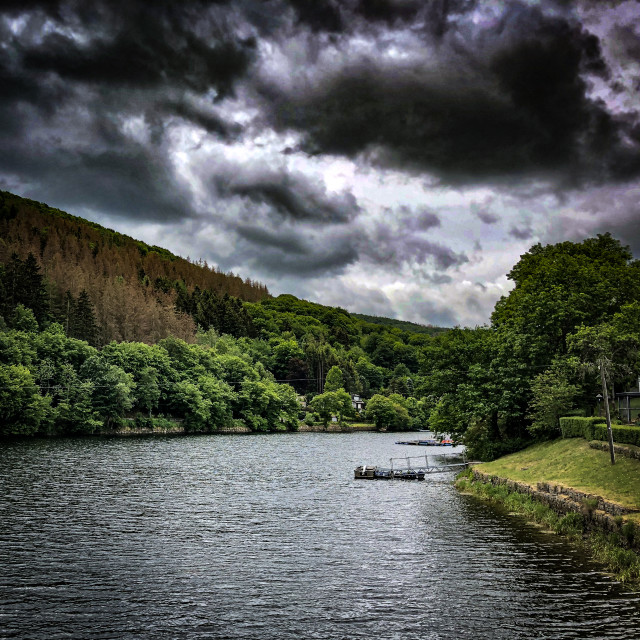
[478,438,640,515]
[456,438,640,587]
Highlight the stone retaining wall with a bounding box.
[471,469,640,549]
[589,440,640,461]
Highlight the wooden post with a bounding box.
[600,361,615,465]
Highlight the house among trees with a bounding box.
[352,394,365,412]
[616,380,640,423]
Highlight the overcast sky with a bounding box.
[2,0,640,327]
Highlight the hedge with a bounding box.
[560,416,640,447]
[594,424,640,448]
[560,417,607,440]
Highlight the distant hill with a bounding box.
[0,191,269,344]
[0,190,448,347]
[352,313,449,335]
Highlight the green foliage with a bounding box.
[0,365,50,435]
[364,394,409,430]
[323,366,344,392]
[560,416,608,439]
[4,205,640,456]
[554,512,585,536]
[238,379,300,432]
[197,375,233,428]
[137,366,161,416]
[310,389,352,428]
[11,304,39,333]
[171,380,211,432]
[53,365,101,434]
[80,356,135,426]
[528,359,579,439]
[594,424,640,447]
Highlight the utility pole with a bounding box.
[599,360,615,465]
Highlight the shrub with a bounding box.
[555,512,585,536]
[559,416,606,440]
[621,521,636,546]
[594,424,640,447]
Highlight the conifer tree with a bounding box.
[73,290,99,346]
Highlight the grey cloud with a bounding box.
[259,2,639,185]
[305,279,397,318]
[361,223,468,270]
[1,145,189,223]
[465,294,482,312]
[471,202,500,224]
[232,229,359,277]
[477,211,500,224]
[404,299,458,327]
[383,205,441,231]
[168,100,243,139]
[425,273,453,284]
[19,2,254,98]
[214,167,360,224]
[509,225,534,240]
[407,207,441,231]
[235,225,308,254]
[545,186,640,255]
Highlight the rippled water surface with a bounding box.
[1,432,639,639]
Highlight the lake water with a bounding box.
[0,432,639,639]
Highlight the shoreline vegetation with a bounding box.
[456,439,640,588]
[4,192,640,462]
[100,421,379,437]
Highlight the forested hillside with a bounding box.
[0,191,269,345]
[2,191,640,459]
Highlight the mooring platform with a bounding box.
[355,453,471,480]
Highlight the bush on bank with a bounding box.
[560,416,640,447]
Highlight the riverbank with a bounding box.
[456,438,640,587]
[100,420,379,436]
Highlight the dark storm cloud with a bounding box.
[2,0,640,319]
[214,167,360,224]
[0,142,188,222]
[286,0,472,34]
[287,0,344,32]
[232,226,359,277]
[167,100,242,139]
[20,4,255,98]
[355,0,423,25]
[259,1,640,184]
[0,0,256,222]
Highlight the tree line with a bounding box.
[2,192,640,460]
[0,191,269,345]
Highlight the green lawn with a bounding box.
[480,439,640,512]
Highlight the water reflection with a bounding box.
[0,433,638,639]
